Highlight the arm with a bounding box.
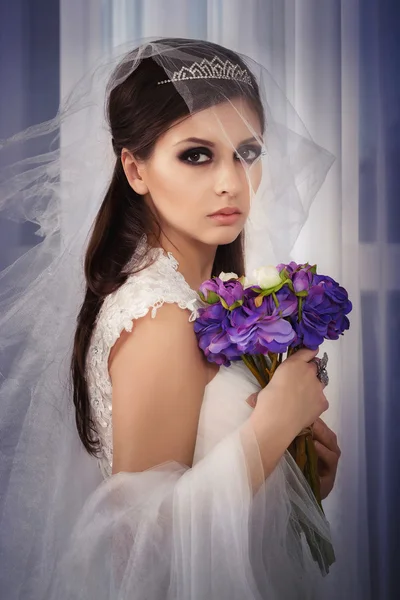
[109,301,294,492]
[109,301,206,474]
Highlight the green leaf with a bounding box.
[286,280,294,292]
[228,299,244,311]
[259,281,286,297]
[206,291,220,304]
[220,297,229,310]
[254,295,264,308]
[279,268,289,281]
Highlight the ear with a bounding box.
[121,149,149,195]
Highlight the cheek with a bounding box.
[243,164,262,207]
[249,163,262,192]
[147,162,205,218]
[146,162,184,204]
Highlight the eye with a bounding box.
[236,145,264,163]
[179,147,212,165]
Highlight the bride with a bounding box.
[0,37,341,599]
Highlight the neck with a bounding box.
[152,232,217,291]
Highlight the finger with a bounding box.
[319,474,334,500]
[313,419,340,454]
[309,358,320,378]
[290,346,320,363]
[314,441,339,471]
[246,392,258,408]
[302,359,327,392]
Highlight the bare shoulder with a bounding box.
[108,300,203,377]
[109,302,207,474]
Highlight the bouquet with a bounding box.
[194,260,352,572]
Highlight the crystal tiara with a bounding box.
[157,56,254,87]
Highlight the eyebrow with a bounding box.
[174,136,262,147]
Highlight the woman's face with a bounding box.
[123,97,263,248]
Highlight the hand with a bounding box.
[247,347,329,440]
[312,417,341,500]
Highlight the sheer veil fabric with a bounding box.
[0,37,335,598]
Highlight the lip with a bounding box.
[208,212,242,225]
[209,207,241,217]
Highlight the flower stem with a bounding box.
[252,355,269,385]
[241,355,266,388]
[298,297,303,323]
[305,434,323,511]
[270,353,278,376]
[258,354,271,383]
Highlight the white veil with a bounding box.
[0,37,335,599]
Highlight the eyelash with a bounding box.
[178,146,264,166]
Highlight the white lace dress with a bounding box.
[65,245,334,599]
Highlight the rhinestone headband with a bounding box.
[157,56,254,88]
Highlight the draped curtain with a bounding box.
[57,2,398,599]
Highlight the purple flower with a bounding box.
[290,273,352,349]
[313,274,352,309]
[292,269,313,293]
[198,279,220,304]
[274,285,300,318]
[198,277,244,310]
[290,286,333,349]
[277,261,299,273]
[312,274,352,340]
[277,261,315,274]
[195,266,352,367]
[194,283,299,364]
[226,286,298,355]
[277,261,315,293]
[194,303,242,366]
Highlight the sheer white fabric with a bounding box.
[0,36,340,598]
[50,243,336,599]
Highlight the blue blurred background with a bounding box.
[0,1,399,598]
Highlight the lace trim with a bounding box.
[86,243,204,478]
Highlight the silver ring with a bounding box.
[310,352,329,386]
[318,368,329,386]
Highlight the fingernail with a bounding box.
[247,394,257,407]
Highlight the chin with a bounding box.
[205,227,242,246]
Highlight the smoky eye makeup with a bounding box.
[236,144,264,162]
[178,147,213,165]
[178,144,263,166]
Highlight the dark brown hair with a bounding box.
[71,38,265,455]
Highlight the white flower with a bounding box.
[252,265,281,289]
[218,271,238,281]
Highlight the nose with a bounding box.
[214,160,243,197]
